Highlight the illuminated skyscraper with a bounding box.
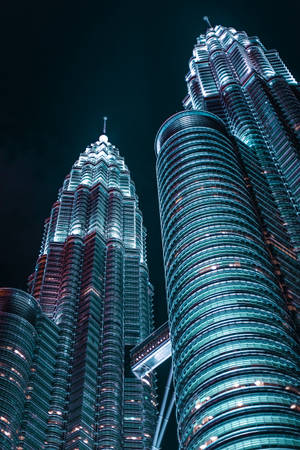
[155,25,300,448]
[0,130,156,449]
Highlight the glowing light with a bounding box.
[195,400,201,410]
[99,134,108,143]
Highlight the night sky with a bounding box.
[1,0,299,447]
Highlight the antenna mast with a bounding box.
[103,116,107,134]
[203,16,212,28]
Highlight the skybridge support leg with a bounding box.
[156,392,176,449]
[151,366,174,450]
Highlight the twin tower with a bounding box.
[1,24,300,449]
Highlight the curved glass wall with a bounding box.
[155,110,300,449]
[0,289,40,448]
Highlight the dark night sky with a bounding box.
[1,0,299,447]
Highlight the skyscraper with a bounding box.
[0,130,157,449]
[155,24,300,448]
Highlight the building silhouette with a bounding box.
[0,132,156,449]
[154,24,300,448]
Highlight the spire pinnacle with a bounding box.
[203,16,212,28]
[99,116,108,144]
[103,116,107,134]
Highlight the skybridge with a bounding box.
[130,321,171,379]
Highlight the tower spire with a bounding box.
[203,16,212,28]
[99,116,108,143]
[103,116,107,134]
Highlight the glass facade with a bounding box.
[0,133,156,448]
[184,26,300,325]
[0,288,59,449]
[155,24,300,450]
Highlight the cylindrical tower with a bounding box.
[0,289,40,448]
[155,110,300,449]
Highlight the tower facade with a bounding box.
[0,132,156,449]
[155,25,300,449]
[0,288,59,449]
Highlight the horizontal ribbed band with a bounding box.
[155,110,227,156]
